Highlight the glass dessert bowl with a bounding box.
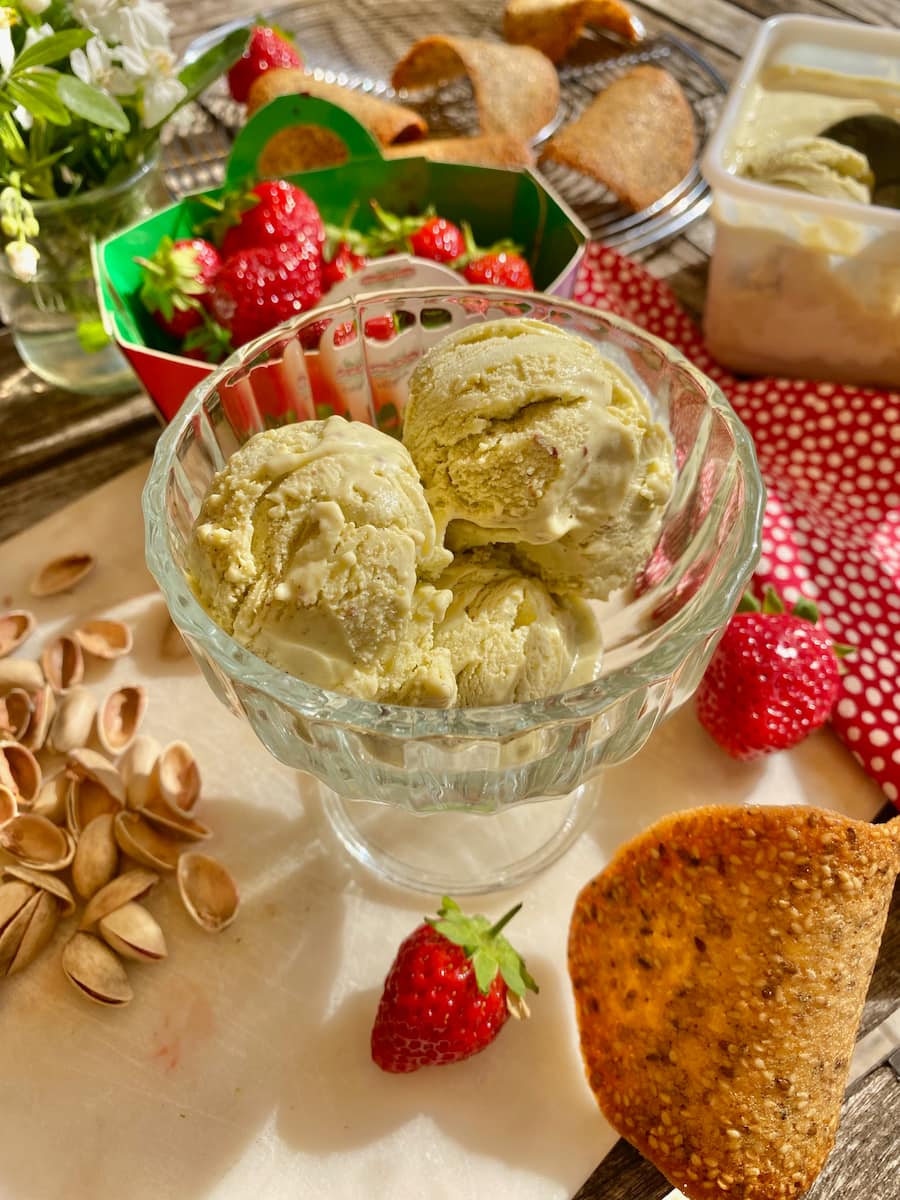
[144,288,765,895]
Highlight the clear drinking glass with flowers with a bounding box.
[0,0,246,394]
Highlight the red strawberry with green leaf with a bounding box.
[136,236,221,340]
[409,215,465,262]
[323,240,366,288]
[371,896,538,1073]
[207,238,323,349]
[695,588,851,760]
[464,249,534,289]
[227,25,303,104]
[219,180,325,258]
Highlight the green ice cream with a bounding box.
[402,317,675,599]
[187,415,457,705]
[741,136,874,203]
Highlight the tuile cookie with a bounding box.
[247,69,428,147]
[541,64,696,210]
[503,0,645,63]
[391,35,560,144]
[385,133,535,169]
[568,805,900,1200]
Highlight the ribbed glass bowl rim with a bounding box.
[143,288,765,738]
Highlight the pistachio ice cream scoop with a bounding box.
[741,135,874,203]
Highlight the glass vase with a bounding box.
[0,154,169,396]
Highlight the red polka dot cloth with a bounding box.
[574,243,900,808]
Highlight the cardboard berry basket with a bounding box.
[94,95,590,423]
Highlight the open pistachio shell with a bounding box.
[0,812,76,870]
[156,741,201,815]
[0,611,36,659]
[96,685,147,757]
[4,864,76,916]
[0,689,33,741]
[31,772,68,825]
[62,931,133,1006]
[99,902,167,962]
[71,812,119,900]
[66,747,126,806]
[142,794,212,843]
[41,635,84,693]
[0,659,44,695]
[66,775,124,836]
[114,811,181,872]
[120,735,161,812]
[49,686,97,754]
[0,879,36,932]
[0,740,42,805]
[21,683,55,752]
[177,852,240,932]
[79,867,158,930]
[72,618,132,660]
[29,553,96,598]
[7,889,60,976]
[0,784,17,827]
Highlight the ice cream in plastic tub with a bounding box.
[701,15,900,388]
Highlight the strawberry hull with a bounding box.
[94,95,589,423]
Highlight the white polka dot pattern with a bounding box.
[575,244,900,808]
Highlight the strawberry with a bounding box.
[464,250,534,289]
[219,180,325,259]
[207,238,323,349]
[227,25,302,104]
[695,589,848,760]
[371,896,538,1074]
[323,240,366,289]
[136,236,221,340]
[409,215,465,263]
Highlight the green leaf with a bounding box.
[76,319,111,353]
[5,76,70,126]
[12,29,90,72]
[472,949,498,995]
[56,76,130,133]
[177,27,252,104]
[790,595,820,624]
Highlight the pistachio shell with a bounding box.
[30,772,68,824]
[65,747,126,805]
[96,685,147,757]
[0,659,44,694]
[0,740,42,804]
[79,867,158,929]
[156,741,201,815]
[71,813,119,900]
[49,686,97,754]
[41,635,84,693]
[0,611,36,658]
[142,794,212,843]
[66,775,124,836]
[99,902,167,962]
[7,889,60,976]
[21,683,55,752]
[61,932,133,1006]
[0,879,36,931]
[72,619,132,660]
[29,553,96,598]
[3,864,76,916]
[0,812,76,870]
[113,811,181,872]
[120,735,161,811]
[177,853,240,932]
[0,784,16,826]
[0,892,40,974]
[0,689,32,740]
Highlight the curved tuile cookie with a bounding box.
[568,805,900,1200]
[391,35,560,144]
[503,0,645,62]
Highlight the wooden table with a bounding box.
[1,1,898,1197]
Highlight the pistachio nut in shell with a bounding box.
[73,618,132,660]
[4,864,76,916]
[156,740,201,815]
[31,772,68,824]
[0,740,42,804]
[48,686,97,754]
[0,688,32,741]
[0,812,76,870]
[71,812,119,900]
[0,879,36,932]
[114,811,181,872]
[0,658,44,694]
[0,783,17,827]
[0,891,41,974]
[79,867,158,929]
[99,902,167,962]
[0,610,36,658]
[66,747,126,806]
[96,685,147,757]
[120,734,161,811]
[41,634,84,693]
[177,853,240,932]
[29,553,96,598]
[62,931,133,1006]
[21,683,55,752]
[7,889,60,976]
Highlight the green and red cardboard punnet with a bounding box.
[93,95,589,422]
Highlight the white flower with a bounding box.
[117,0,172,50]
[117,35,185,126]
[24,21,53,46]
[13,104,32,129]
[20,0,51,14]
[6,240,39,282]
[141,69,186,128]
[0,8,17,76]
[71,35,137,94]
